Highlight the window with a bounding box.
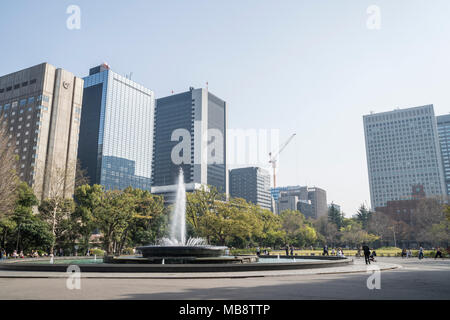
[22,82,28,87]
[14,84,20,89]
[30,79,36,85]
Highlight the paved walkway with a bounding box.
[0,257,448,299]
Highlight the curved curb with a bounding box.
[0,256,352,273]
[0,262,402,279]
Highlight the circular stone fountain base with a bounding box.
[104,255,258,265]
[0,256,353,272]
[136,245,228,258]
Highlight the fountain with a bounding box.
[0,168,353,272]
[133,168,230,263]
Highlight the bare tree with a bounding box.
[368,211,394,242]
[0,126,19,218]
[39,163,77,255]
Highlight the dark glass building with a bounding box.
[78,63,154,191]
[151,87,227,196]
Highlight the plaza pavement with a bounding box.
[0,257,448,299]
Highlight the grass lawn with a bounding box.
[243,248,446,258]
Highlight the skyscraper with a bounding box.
[78,63,154,191]
[151,87,227,198]
[0,63,83,200]
[363,105,446,209]
[307,187,328,218]
[229,167,271,210]
[436,114,450,195]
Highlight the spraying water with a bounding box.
[169,168,186,245]
[156,167,208,247]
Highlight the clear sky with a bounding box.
[2,0,450,216]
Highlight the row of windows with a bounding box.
[0,95,49,111]
[0,79,37,93]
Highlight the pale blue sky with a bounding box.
[2,0,450,215]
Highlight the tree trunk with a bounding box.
[50,204,58,255]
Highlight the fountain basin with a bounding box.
[136,245,228,258]
[0,255,353,272]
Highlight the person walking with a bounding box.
[290,245,294,256]
[418,246,424,260]
[434,247,443,259]
[363,244,371,265]
[285,244,289,256]
[323,244,329,256]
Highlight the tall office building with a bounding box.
[78,63,154,191]
[307,187,328,218]
[437,114,450,195]
[0,63,83,200]
[151,87,227,198]
[229,167,271,210]
[363,105,446,209]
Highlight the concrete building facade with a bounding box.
[363,105,446,209]
[271,185,326,218]
[307,187,328,219]
[229,167,272,210]
[436,114,450,195]
[0,63,83,200]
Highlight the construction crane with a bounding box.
[269,133,296,188]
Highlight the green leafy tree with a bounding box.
[93,187,166,255]
[279,210,317,247]
[73,184,104,250]
[1,183,53,253]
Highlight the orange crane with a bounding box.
[269,133,296,188]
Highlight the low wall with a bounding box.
[0,255,353,273]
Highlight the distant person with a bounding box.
[363,245,371,265]
[256,247,261,256]
[407,249,412,258]
[323,245,329,256]
[290,245,294,256]
[285,245,289,256]
[331,248,336,256]
[357,247,362,257]
[370,249,377,262]
[434,247,443,259]
[418,246,424,260]
[401,248,407,258]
